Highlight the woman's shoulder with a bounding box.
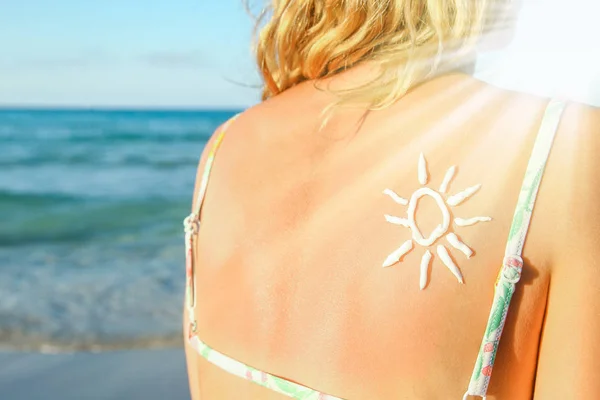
[526,100,599,260]
[554,101,600,250]
[530,101,600,398]
[539,100,600,242]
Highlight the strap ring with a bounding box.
[183,214,201,234]
[501,255,523,284]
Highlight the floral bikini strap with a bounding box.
[463,99,567,399]
[183,114,240,333]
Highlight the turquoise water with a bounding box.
[0,108,239,352]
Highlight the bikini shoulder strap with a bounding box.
[184,114,239,331]
[504,99,568,257]
[192,114,240,217]
[464,99,567,399]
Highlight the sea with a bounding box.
[0,108,240,353]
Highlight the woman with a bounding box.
[184,1,599,399]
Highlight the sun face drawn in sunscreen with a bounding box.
[382,153,492,289]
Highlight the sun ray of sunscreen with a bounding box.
[382,240,414,268]
[439,166,457,194]
[446,233,474,258]
[385,214,410,228]
[383,189,408,205]
[420,250,433,290]
[418,153,428,185]
[447,184,482,206]
[437,245,464,284]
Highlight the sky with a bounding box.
[0,1,259,108]
[1,0,599,108]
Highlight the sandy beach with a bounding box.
[0,348,190,400]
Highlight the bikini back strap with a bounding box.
[184,114,239,331]
[192,115,239,216]
[464,99,567,399]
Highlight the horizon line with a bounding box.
[0,104,250,112]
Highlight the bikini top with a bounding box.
[183,99,567,400]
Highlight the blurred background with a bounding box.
[1,2,256,355]
[0,1,598,399]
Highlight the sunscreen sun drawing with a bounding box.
[382,153,492,290]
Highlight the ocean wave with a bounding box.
[0,154,200,169]
[1,130,213,144]
[0,189,82,206]
[0,108,240,143]
[63,131,213,144]
[0,240,186,354]
[0,109,230,353]
[0,191,187,246]
[0,332,183,353]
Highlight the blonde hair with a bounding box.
[251,0,505,110]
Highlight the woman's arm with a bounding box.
[533,104,600,398]
[183,119,233,400]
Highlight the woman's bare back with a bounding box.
[184,73,600,399]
